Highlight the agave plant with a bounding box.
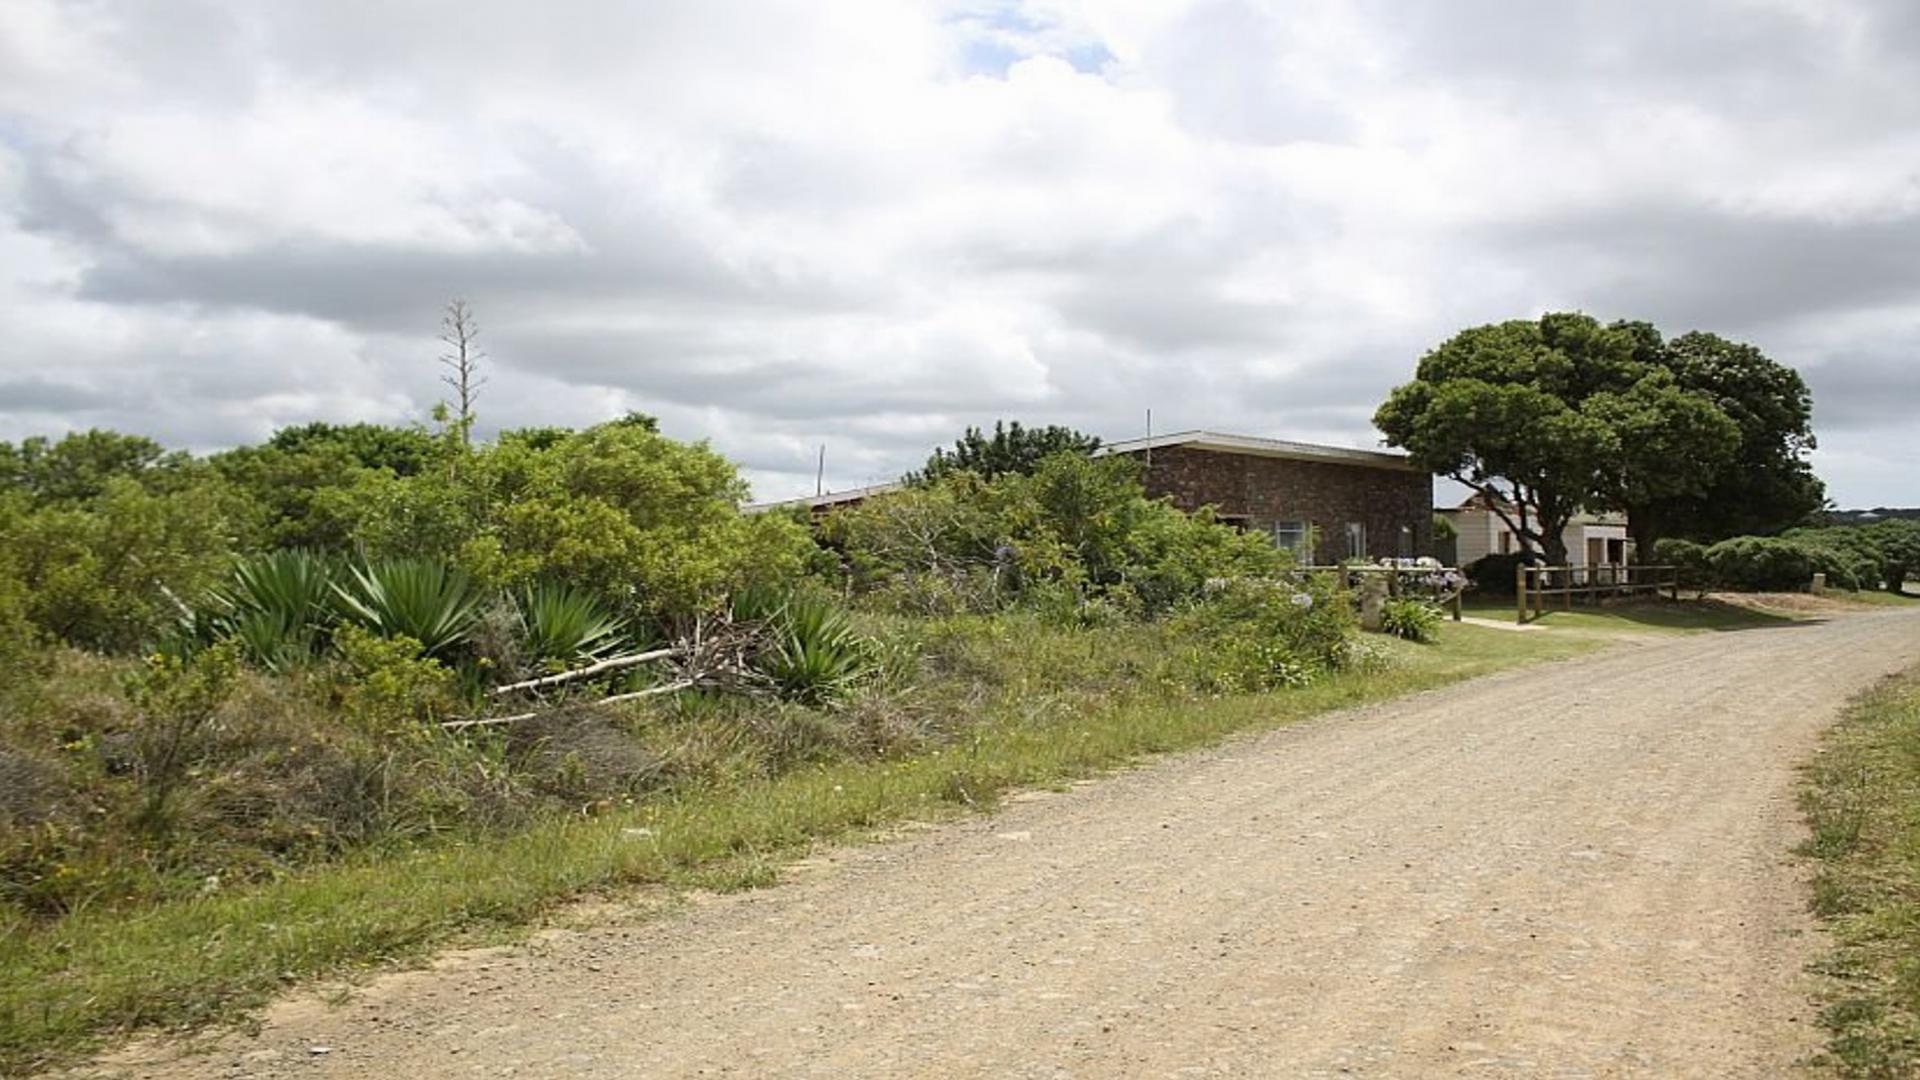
[206,550,336,669]
[332,558,485,658]
[516,583,628,668]
[738,589,877,705]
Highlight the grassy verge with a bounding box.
[0,623,1595,1073]
[1802,665,1920,1076]
[1832,588,1920,609]
[1460,595,1806,634]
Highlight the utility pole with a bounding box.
[815,444,826,497]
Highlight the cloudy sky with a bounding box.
[1,1,1915,506]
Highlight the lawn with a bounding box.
[0,622,1598,1074]
[1802,664,1920,1076]
[1460,594,1807,634]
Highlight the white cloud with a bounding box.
[0,0,1915,506]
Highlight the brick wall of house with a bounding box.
[1125,446,1433,564]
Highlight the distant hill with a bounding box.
[1822,508,1920,526]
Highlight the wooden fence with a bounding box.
[1516,564,1680,624]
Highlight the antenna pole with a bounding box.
[1145,408,1152,471]
[816,445,826,497]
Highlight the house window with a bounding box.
[1273,521,1311,557]
[1344,522,1367,559]
[1498,530,1514,555]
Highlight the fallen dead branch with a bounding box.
[489,648,679,697]
[444,680,696,730]
[447,610,778,731]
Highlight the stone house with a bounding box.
[1098,431,1433,565]
[748,429,1436,565]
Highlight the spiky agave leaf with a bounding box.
[207,550,336,668]
[750,591,876,705]
[516,583,627,668]
[332,558,484,658]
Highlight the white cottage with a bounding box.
[1440,495,1633,568]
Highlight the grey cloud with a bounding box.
[0,378,113,414]
[1479,204,1920,335]
[3,0,1919,508]
[1804,349,1920,432]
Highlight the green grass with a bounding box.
[1461,595,1805,634]
[1802,665,1920,1077]
[0,623,1596,1074]
[1832,588,1920,609]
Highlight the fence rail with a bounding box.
[1517,564,1679,624]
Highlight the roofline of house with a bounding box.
[1098,430,1417,471]
[1435,500,1630,527]
[744,480,904,514]
[746,430,1417,513]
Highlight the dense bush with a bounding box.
[1465,553,1528,595]
[0,420,815,654]
[1170,576,1356,693]
[1650,538,1711,596]
[825,452,1288,617]
[0,415,1377,939]
[1703,536,1816,592]
[1783,520,1920,594]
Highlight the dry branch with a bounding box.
[489,648,679,697]
[443,680,698,731]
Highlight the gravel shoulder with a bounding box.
[81,610,1920,1078]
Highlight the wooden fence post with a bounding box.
[1516,563,1527,624]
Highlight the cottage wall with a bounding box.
[1125,446,1433,564]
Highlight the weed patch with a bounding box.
[1801,666,1920,1076]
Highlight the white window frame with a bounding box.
[1272,521,1312,557]
[1344,521,1367,559]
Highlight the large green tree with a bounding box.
[1374,313,1741,565]
[1638,330,1824,542]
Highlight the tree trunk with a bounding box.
[1626,509,1658,565]
[1541,532,1570,567]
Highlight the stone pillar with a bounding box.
[1359,573,1389,632]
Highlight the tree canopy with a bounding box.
[910,420,1101,484]
[1372,312,1802,563]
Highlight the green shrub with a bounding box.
[735,588,878,705]
[1380,598,1442,642]
[333,558,484,659]
[123,642,245,832]
[0,480,240,652]
[1464,552,1527,595]
[1704,536,1815,592]
[826,451,1285,618]
[1651,538,1711,596]
[1170,576,1355,693]
[330,627,461,734]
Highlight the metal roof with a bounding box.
[744,481,904,514]
[1097,430,1416,471]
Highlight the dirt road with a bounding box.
[93,610,1920,1078]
